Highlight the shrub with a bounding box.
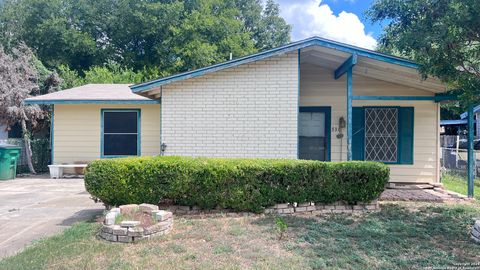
[84,157,389,212]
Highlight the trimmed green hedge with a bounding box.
[84,156,389,212]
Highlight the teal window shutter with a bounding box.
[352,107,364,160]
[398,107,414,164]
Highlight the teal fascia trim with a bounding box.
[131,36,419,93]
[299,106,332,161]
[25,99,160,105]
[353,96,435,101]
[467,104,475,198]
[434,93,458,102]
[347,68,353,161]
[50,106,54,165]
[100,109,141,158]
[334,54,358,79]
[353,94,456,102]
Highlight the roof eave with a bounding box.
[130,37,419,93]
[24,99,160,105]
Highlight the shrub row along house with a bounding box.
[26,37,455,184]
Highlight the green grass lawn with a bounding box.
[442,173,480,200]
[1,203,480,270]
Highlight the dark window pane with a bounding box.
[299,137,326,161]
[299,111,327,161]
[104,134,137,156]
[104,112,137,133]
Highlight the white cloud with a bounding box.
[279,0,377,49]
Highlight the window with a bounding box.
[364,108,398,162]
[352,106,414,164]
[101,110,140,157]
[299,107,331,161]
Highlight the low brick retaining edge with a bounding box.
[164,200,379,216]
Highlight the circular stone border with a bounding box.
[98,203,173,243]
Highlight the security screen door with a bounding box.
[299,109,328,161]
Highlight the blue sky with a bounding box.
[276,0,383,49]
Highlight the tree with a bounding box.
[168,0,257,72]
[0,44,59,173]
[366,0,480,106]
[235,0,291,50]
[255,0,291,50]
[57,62,162,89]
[0,0,291,75]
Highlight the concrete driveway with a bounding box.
[0,175,104,259]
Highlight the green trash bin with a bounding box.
[0,144,22,180]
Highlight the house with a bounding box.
[25,84,161,164]
[26,37,456,184]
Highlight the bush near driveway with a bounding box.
[84,157,389,212]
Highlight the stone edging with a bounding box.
[472,220,480,244]
[163,200,379,217]
[98,204,173,243]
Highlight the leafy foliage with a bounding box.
[0,0,291,76]
[275,217,288,240]
[0,43,59,173]
[84,156,389,212]
[57,62,162,89]
[367,0,480,105]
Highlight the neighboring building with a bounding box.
[460,105,480,137]
[440,119,467,135]
[26,37,451,184]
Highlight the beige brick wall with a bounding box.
[161,52,299,158]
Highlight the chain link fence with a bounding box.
[440,135,479,176]
[0,138,51,173]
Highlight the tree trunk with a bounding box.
[21,119,36,174]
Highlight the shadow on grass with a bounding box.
[59,208,105,226]
[253,203,480,270]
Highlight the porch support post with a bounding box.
[347,68,353,161]
[334,54,357,161]
[467,104,475,198]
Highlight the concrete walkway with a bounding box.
[380,183,473,202]
[0,175,104,259]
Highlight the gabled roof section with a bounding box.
[130,36,419,93]
[25,84,159,105]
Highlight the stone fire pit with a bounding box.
[98,203,173,243]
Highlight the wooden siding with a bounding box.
[53,104,160,164]
[300,63,440,183]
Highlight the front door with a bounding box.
[299,107,331,161]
